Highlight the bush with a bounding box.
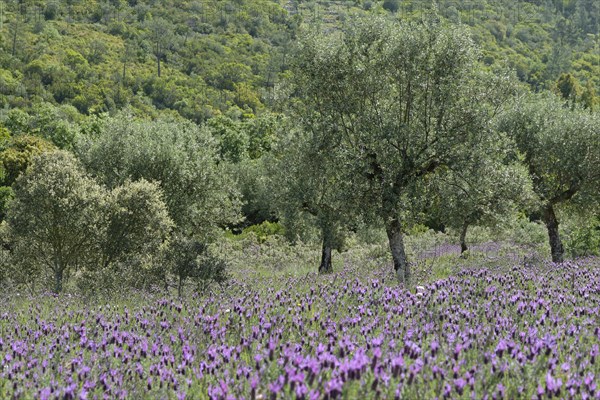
[44,1,59,20]
[77,114,242,238]
[564,215,600,258]
[167,234,229,297]
[0,135,56,186]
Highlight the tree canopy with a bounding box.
[499,93,600,262]
[290,16,516,282]
[76,114,242,239]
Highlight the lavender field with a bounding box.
[2,257,600,400]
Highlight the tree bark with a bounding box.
[157,55,161,77]
[319,242,333,274]
[319,227,333,274]
[460,221,469,255]
[542,204,564,263]
[386,217,410,284]
[54,267,63,294]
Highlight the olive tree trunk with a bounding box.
[542,204,564,263]
[177,275,184,298]
[386,217,410,284]
[460,221,469,254]
[319,244,333,274]
[319,227,333,274]
[53,267,63,294]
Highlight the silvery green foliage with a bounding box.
[430,131,536,250]
[499,93,600,261]
[76,113,242,240]
[101,179,173,269]
[89,179,173,293]
[5,151,173,293]
[500,93,599,208]
[290,15,515,281]
[74,179,173,296]
[271,122,359,272]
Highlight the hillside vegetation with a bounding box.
[0,0,597,127]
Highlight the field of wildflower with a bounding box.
[2,246,600,399]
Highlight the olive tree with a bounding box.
[166,233,228,297]
[499,93,600,263]
[290,16,514,283]
[272,125,360,273]
[431,132,534,254]
[0,135,56,221]
[99,179,173,272]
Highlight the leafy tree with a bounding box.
[44,1,60,20]
[207,115,250,163]
[244,113,279,160]
[581,80,598,111]
[99,179,173,272]
[6,151,105,293]
[0,133,56,222]
[234,158,276,227]
[205,112,279,163]
[499,93,600,263]
[120,39,137,84]
[29,103,81,149]
[431,133,534,254]
[382,0,400,13]
[3,110,31,136]
[564,213,600,258]
[5,151,172,293]
[273,126,358,273]
[76,113,242,240]
[556,73,581,108]
[544,45,572,83]
[146,17,173,77]
[86,39,108,64]
[9,10,23,57]
[205,112,280,227]
[291,16,514,283]
[1,103,81,149]
[0,186,14,221]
